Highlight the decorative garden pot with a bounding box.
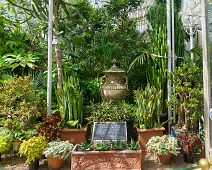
[28,159,39,170]
[183,152,194,163]
[59,127,87,145]
[47,156,64,170]
[71,145,142,170]
[170,123,185,137]
[137,127,165,151]
[12,140,22,152]
[157,153,172,165]
[100,59,128,102]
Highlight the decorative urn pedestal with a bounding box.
[100,59,128,102]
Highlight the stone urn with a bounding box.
[100,59,128,102]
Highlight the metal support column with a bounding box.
[47,0,53,116]
[201,0,212,161]
[167,0,172,133]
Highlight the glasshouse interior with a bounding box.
[1,0,212,170]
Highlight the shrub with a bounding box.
[146,135,178,155]
[19,136,47,164]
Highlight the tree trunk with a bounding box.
[55,44,63,91]
[184,109,190,131]
[53,0,63,93]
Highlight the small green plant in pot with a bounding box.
[57,74,87,144]
[146,135,178,164]
[43,140,74,170]
[19,136,47,169]
[133,83,167,150]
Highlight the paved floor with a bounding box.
[0,152,209,170]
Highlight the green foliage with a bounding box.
[57,74,84,129]
[133,83,162,129]
[60,0,144,102]
[78,141,93,151]
[129,27,168,114]
[168,63,203,131]
[43,141,74,160]
[0,134,12,153]
[86,102,133,125]
[78,141,140,151]
[0,76,46,136]
[146,135,178,155]
[96,142,110,151]
[19,136,47,164]
[2,53,39,76]
[146,3,167,30]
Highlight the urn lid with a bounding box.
[104,58,125,73]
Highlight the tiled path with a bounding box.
[0,152,210,170]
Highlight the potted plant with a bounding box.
[43,140,74,170]
[177,132,203,163]
[71,141,142,170]
[0,76,46,149]
[168,63,203,134]
[133,83,167,150]
[19,136,47,170]
[146,135,178,164]
[37,116,61,141]
[0,133,12,161]
[57,74,87,145]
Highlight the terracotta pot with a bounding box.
[137,127,165,151]
[47,156,64,170]
[157,153,172,165]
[71,145,142,170]
[12,140,22,152]
[59,127,87,145]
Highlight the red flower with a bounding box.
[177,132,203,154]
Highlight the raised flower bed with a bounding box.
[71,142,142,170]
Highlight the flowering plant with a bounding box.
[37,116,61,141]
[177,132,202,153]
[146,135,178,155]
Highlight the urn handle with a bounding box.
[100,76,106,87]
[123,76,128,90]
